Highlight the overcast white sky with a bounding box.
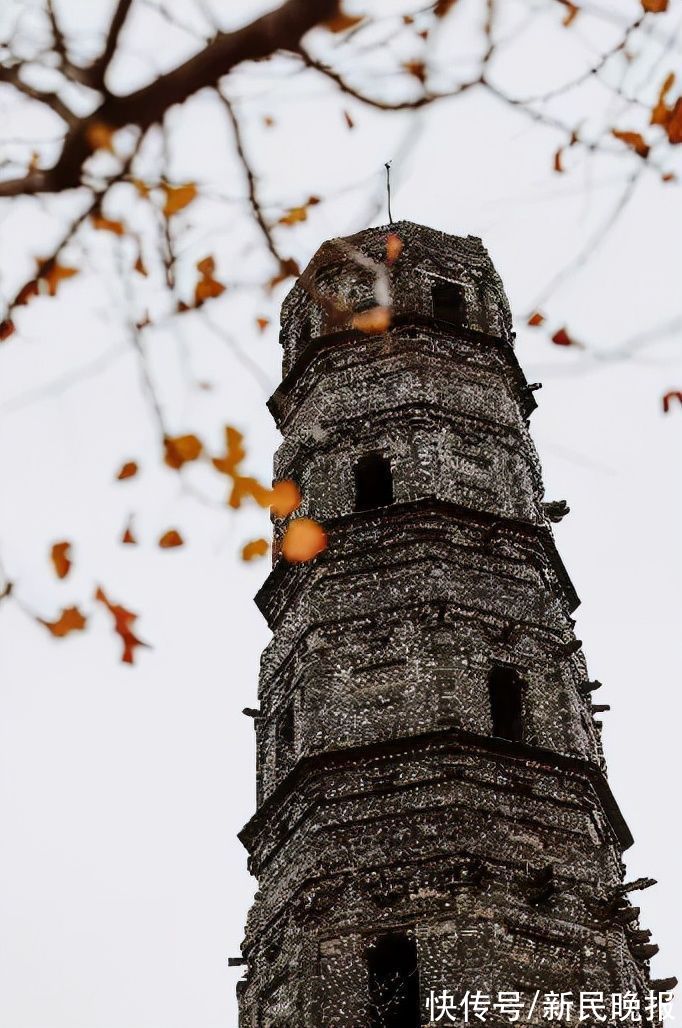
[0,1,680,1026]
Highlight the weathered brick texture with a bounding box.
[236,223,669,1027]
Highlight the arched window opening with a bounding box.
[354,452,393,512]
[367,932,420,1028]
[489,665,525,742]
[432,280,466,325]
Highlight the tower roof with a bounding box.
[281,220,514,346]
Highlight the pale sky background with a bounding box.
[0,1,680,1026]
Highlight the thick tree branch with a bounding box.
[0,0,339,199]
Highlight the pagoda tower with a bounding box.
[235,223,673,1027]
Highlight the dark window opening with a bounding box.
[354,452,393,511]
[367,932,420,1028]
[299,316,311,346]
[489,665,525,742]
[276,704,295,763]
[432,280,466,325]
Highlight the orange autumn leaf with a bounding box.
[280,206,307,226]
[121,520,137,545]
[0,319,15,341]
[37,262,79,297]
[323,10,364,32]
[159,529,184,549]
[132,179,151,198]
[641,0,667,10]
[612,129,650,157]
[211,426,282,510]
[403,60,427,83]
[86,121,116,153]
[91,213,125,235]
[16,279,40,306]
[352,306,392,334]
[212,426,246,477]
[271,479,301,518]
[528,311,546,327]
[386,233,404,265]
[95,585,147,664]
[662,390,682,413]
[434,0,458,15]
[40,606,87,638]
[194,255,226,306]
[256,317,270,332]
[268,256,301,290]
[50,541,72,579]
[279,196,320,227]
[651,72,675,126]
[163,433,203,469]
[561,2,579,26]
[229,476,273,510]
[667,100,682,144]
[241,538,269,562]
[117,461,138,481]
[281,518,327,563]
[162,182,198,217]
[552,327,582,348]
[134,254,148,276]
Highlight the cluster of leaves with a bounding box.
[39,542,147,664]
[31,424,329,662]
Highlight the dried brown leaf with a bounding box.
[116,461,138,481]
[434,0,458,15]
[403,60,427,84]
[91,213,125,235]
[163,434,203,469]
[162,182,198,217]
[612,128,650,157]
[86,121,116,153]
[159,529,184,549]
[662,390,682,412]
[323,10,364,32]
[241,538,269,562]
[194,255,226,306]
[40,606,87,638]
[50,541,72,579]
[95,586,147,664]
[0,319,15,342]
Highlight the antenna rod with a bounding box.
[384,161,393,224]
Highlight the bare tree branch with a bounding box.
[0,0,340,199]
[219,90,286,268]
[297,45,478,111]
